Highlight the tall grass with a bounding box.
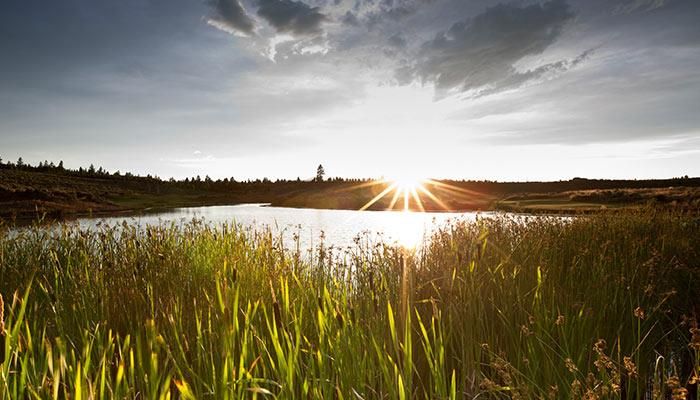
[0,210,698,398]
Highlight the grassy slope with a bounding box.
[0,211,698,398]
[0,169,288,220]
[493,186,700,213]
[2,168,700,222]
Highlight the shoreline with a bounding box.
[2,169,699,225]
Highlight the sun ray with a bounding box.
[417,185,452,211]
[334,179,390,193]
[410,188,425,212]
[359,183,397,211]
[387,187,402,211]
[424,179,485,197]
[353,175,470,213]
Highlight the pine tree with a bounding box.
[316,164,325,182]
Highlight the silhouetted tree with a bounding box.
[16,157,24,168]
[58,161,64,170]
[316,164,325,182]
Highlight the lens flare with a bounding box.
[351,173,482,248]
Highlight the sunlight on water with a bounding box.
[66,204,489,252]
[386,211,428,250]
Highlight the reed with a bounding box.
[0,210,698,398]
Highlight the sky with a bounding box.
[0,0,699,181]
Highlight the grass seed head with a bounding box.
[689,323,700,351]
[623,356,637,378]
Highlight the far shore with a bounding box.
[2,167,699,224]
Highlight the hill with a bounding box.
[1,164,699,221]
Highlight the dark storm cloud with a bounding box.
[401,0,575,95]
[208,0,256,35]
[341,10,361,26]
[0,0,207,91]
[256,0,328,35]
[475,47,595,97]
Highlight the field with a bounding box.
[1,209,699,398]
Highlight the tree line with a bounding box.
[0,157,370,189]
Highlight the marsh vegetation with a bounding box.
[0,210,698,398]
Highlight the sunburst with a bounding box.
[335,170,487,214]
[346,174,486,248]
[355,174,469,213]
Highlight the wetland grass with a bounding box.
[0,211,698,399]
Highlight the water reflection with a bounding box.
[68,204,489,252]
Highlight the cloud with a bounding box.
[207,0,256,35]
[341,11,360,26]
[257,0,328,36]
[346,0,425,29]
[400,0,575,96]
[474,47,595,97]
[387,33,407,49]
[613,0,670,14]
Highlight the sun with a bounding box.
[353,170,478,214]
[390,174,425,192]
[357,173,432,212]
[388,174,427,212]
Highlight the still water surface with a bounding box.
[69,204,492,250]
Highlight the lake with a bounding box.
[64,204,492,251]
